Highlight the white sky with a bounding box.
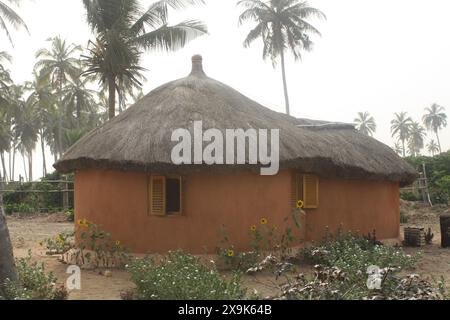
[1,0,449,180]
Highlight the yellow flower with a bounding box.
[296,200,305,209]
[227,250,235,257]
[250,225,257,232]
[77,218,89,227]
[115,240,121,246]
[260,218,268,225]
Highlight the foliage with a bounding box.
[299,229,419,276]
[3,172,73,214]
[0,252,67,300]
[355,112,376,136]
[405,152,450,204]
[81,0,207,119]
[400,210,409,224]
[237,0,325,114]
[41,232,74,255]
[127,251,246,300]
[276,265,447,300]
[217,212,301,271]
[75,219,130,268]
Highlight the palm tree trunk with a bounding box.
[402,139,406,157]
[28,151,33,182]
[22,154,28,182]
[280,50,290,116]
[435,130,442,154]
[40,132,47,177]
[0,173,17,294]
[8,150,11,182]
[12,147,15,182]
[0,152,8,182]
[108,76,116,120]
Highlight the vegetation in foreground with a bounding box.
[126,251,246,300]
[0,252,67,300]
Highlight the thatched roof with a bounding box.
[55,55,417,186]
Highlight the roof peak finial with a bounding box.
[190,54,206,77]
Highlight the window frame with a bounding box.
[149,175,183,217]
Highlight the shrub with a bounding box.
[41,232,75,255]
[0,252,68,300]
[400,210,409,224]
[127,251,246,300]
[299,230,419,278]
[74,219,130,268]
[277,265,446,300]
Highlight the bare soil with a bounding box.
[7,201,450,300]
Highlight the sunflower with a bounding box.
[77,218,89,227]
[260,218,268,225]
[227,250,235,257]
[296,200,305,209]
[250,225,257,232]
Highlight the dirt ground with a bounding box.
[6,201,450,300]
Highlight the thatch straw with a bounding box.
[55,56,417,186]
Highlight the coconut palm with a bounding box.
[25,73,55,177]
[422,103,447,153]
[354,112,376,136]
[427,140,440,157]
[0,0,28,45]
[407,122,426,157]
[61,77,97,128]
[391,112,413,157]
[238,0,325,115]
[14,96,39,181]
[35,37,82,159]
[82,0,207,120]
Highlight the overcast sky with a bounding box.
[1,0,449,180]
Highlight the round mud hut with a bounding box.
[55,55,417,254]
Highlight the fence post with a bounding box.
[62,175,69,211]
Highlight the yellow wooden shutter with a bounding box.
[303,174,319,209]
[150,176,166,216]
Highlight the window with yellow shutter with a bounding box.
[149,175,183,216]
[291,173,319,209]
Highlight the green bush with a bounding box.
[0,253,68,300]
[405,152,450,204]
[400,210,409,224]
[127,251,246,300]
[299,231,419,276]
[400,191,422,202]
[3,171,74,214]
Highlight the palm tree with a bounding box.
[354,112,376,136]
[82,0,207,120]
[14,97,39,181]
[391,112,413,157]
[25,73,55,177]
[427,139,440,157]
[61,77,97,128]
[34,36,82,159]
[238,0,325,115]
[0,0,28,45]
[407,122,426,157]
[423,103,447,153]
